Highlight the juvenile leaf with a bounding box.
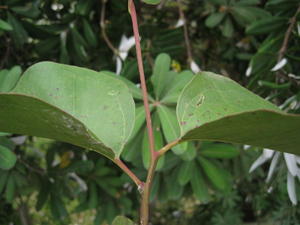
[201,143,239,158]
[205,13,226,28]
[151,53,171,99]
[157,105,187,154]
[0,145,17,170]
[0,62,135,159]
[198,156,229,191]
[177,72,300,155]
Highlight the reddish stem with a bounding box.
[114,158,143,188]
[129,0,156,158]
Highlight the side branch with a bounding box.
[277,5,300,62]
[100,0,119,56]
[114,158,143,188]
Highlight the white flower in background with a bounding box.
[116,35,135,75]
[271,58,288,71]
[249,148,300,205]
[246,65,252,77]
[190,60,201,73]
[175,18,185,28]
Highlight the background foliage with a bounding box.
[0,0,300,224]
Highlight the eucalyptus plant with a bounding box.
[0,0,300,225]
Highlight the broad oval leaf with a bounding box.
[0,145,17,170]
[177,72,300,155]
[0,62,135,159]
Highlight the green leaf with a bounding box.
[7,12,28,48]
[222,18,234,37]
[179,142,197,161]
[0,145,17,170]
[0,19,13,31]
[129,105,146,140]
[0,62,135,159]
[112,216,136,225]
[231,6,270,26]
[177,72,300,155]
[205,13,226,28]
[177,160,195,186]
[151,53,171,99]
[157,105,187,154]
[0,66,22,92]
[4,174,15,202]
[82,18,98,48]
[102,71,144,100]
[166,167,183,200]
[200,143,239,158]
[142,113,165,170]
[246,17,287,35]
[191,165,210,203]
[0,171,8,193]
[161,70,194,104]
[88,182,98,209]
[198,156,229,191]
[142,0,161,5]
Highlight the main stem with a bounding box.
[128,1,157,224]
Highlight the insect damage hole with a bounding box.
[196,95,205,107]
